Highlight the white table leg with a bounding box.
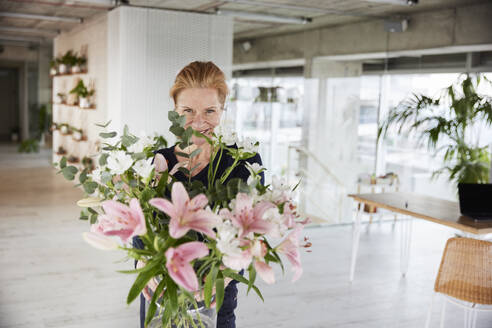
[350,203,362,282]
[400,216,413,277]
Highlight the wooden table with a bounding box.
[348,192,492,282]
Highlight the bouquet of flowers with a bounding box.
[55,112,311,328]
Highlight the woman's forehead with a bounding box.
[176,88,221,108]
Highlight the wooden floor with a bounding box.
[1,145,491,327]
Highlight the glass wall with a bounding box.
[227,76,304,180]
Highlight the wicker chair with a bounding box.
[425,237,492,328]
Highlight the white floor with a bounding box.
[1,144,491,328]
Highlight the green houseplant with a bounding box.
[70,80,95,108]
[378,74,492,185]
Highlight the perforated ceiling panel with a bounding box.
[107,6,233,142]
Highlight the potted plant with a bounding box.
[67,155,80,163]
[60,123,71,135]
[56,146,67,155]
[82,156,94,171]
[54,92,66,104]
[50,122,59,132]
[50,59,58,75]
[72,55,87,73]
[71,127,84,141]
[10,127,20,142]
[378,74,492,186]
[69,80,94,108]
[57,56,67,74]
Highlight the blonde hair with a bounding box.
[170,61,228,108]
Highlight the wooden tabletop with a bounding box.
[348,192,492,235]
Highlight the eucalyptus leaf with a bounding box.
[99,131,117,139]
[99,153,109,166]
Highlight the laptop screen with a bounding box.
[458,183,492,216]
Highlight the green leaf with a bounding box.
[60,156,67,169]
[83,181,98,194]
[99,131,117,138]
[141,188,153,203]
[168,110,179,122]
[165,275,178,315]
[79,169,88,184]
[215,271,225,312]
[99,153,109,166]
[189,148,202,159]
[170,125,184,137]
[90,212,97,224]
[223,270,264,302]
[127,263,160,305]
[122,134,138,148]
[204,264,218,308]
[247,265,256,294]
[101,171,112,184]
[145,277,166,327]
[131,152,146,161]
[61,165,78,180]
[95,120,112,128]
[175,151,189,158]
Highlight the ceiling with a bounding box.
[0,0,488,45]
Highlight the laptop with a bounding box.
[458,183,492,221]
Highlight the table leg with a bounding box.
[400,216,413,277]
[350,203,362,282]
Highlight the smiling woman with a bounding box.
[135,61,265,328]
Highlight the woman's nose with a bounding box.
[191,114,206,129]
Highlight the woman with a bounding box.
[135,61,264,328]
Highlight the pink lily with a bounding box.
[154,153,168,173]
[149,182,219,239]
[250,240,275,284]
[277,224,303,282]
[254,260,275,284]
[92,198,146,243]
[82,231,119,250]
[165,241,209,292]
[226,193,275,238]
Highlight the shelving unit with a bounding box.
[51,53,98,170]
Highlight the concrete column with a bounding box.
[19,61,29,141]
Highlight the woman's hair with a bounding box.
[170,61,228,108]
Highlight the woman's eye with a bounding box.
[184,108,193,113]
[206,109,216,114]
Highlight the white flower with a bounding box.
[133,158,155,182]
[238,137,258,153]
[106,151,133,175]
[263,207,287,238]
[128,131,153,154]
[216,220,242,258]
[246,162,263,176]
[215,125,237,146]
[266,176,291,204]
[88,168,103,184]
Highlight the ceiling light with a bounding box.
[0,12,83,24]
[364,0,418,6]
[215,9,311,24]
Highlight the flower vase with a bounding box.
[147,300,216,328]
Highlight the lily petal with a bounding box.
[254,260,275,284]
[82,232,118,250]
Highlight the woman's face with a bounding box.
[175,88,223,146]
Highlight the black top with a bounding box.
[155,144,265,186]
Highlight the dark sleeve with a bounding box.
[227,152,265,185]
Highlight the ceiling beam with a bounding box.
[0,12,83,24]
[0,26,60,36]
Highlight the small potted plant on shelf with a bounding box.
[56,146,67,155]
[71,127,84,141]
[54,92,66,104]
[67,155,80,164]
[50,60,58,75]
[81,156,94,171]
[50,122,59,132]
[69,80,94,109]
[59,123,71,135]
[72,55,87,73]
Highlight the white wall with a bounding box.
[107,6,233,142]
